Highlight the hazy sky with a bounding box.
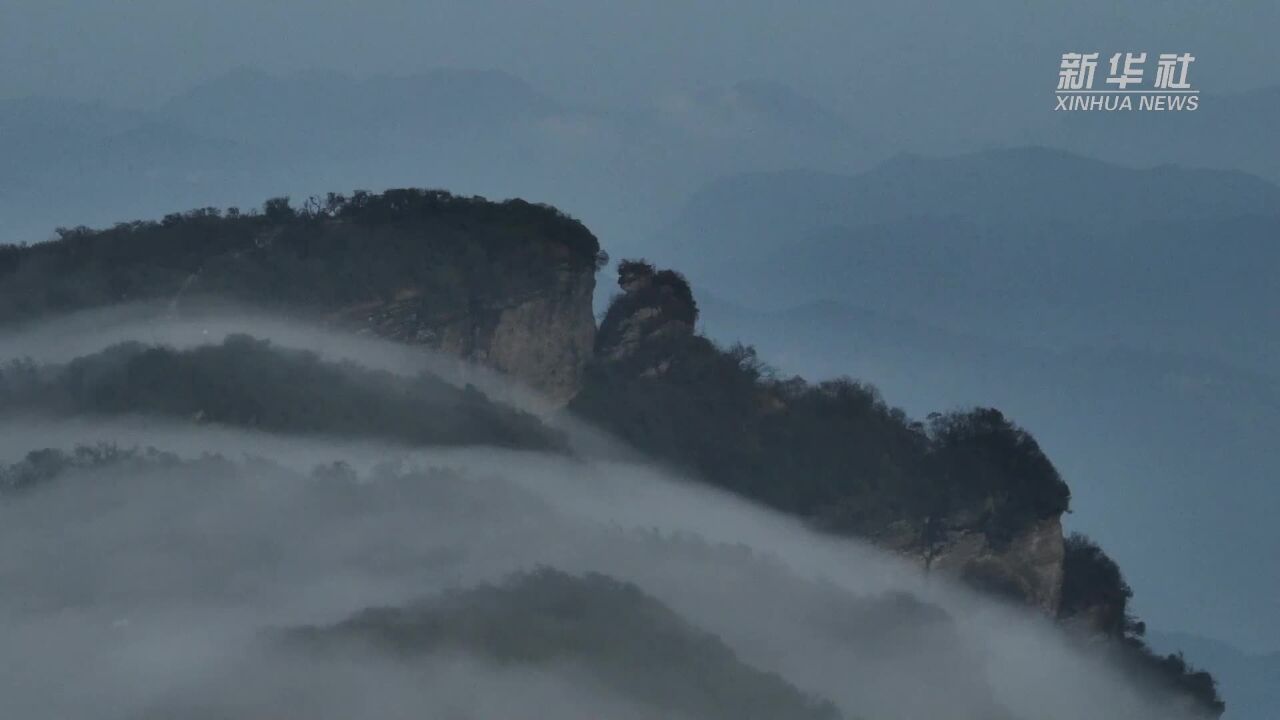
[4,0,1278,111]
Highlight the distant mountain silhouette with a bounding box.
[670,146,1277,239]
[660,147,1280,377]
[0,69,884,248]
[1046,85,1280,186]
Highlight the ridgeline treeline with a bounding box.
[0,189,605,324]
[0,334,562,451]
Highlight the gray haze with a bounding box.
[2,0,1277,703]
[4,1,1278,115]
[0,313,1215,719]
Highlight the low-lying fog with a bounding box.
[0,308,1202,719]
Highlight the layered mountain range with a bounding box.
[0,189,1226,718]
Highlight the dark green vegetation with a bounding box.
[0,188,604,324]
[1061,534,1225,715]
[574,261,1222,717]
[574,263,1070,544]
[0,445,189,494]
[285,568,843,720]
[0,335,563,451]
[1061,532,1141,638]
[1147,630,1280,720]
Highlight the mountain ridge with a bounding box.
[0,189,1227,717]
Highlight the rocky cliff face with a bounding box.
[879,515,1065,614]
[328,264,596,402]
[580,260,1070,617]
[594,259,698,364]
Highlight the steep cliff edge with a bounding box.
[574,260,1069,613]
[0,190,602,401]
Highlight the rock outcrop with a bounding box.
[328,263,595,402]
[594,259,697,364]
[879,515,1065,614]
[578,260,1071,617]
